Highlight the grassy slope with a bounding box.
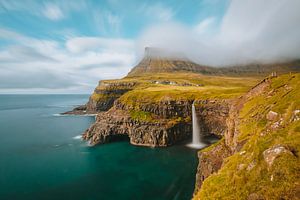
[91,72,259,123]
[195,73,300,199]
[117,72,259,106]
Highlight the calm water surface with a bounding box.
[0,95,198,200]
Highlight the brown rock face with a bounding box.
[127,47,215,77]
[225,78,271,152]
[263,144,294,168]
[82,98,230,147]
[194,139,231,195]
[194,100,230,137]
[86,81,137,112]
[82,108,192,147]
[114,99,194,118]
[266,110,279,121]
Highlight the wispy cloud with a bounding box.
[66,37,134,53]
[43,3,64,21]
[140,2,174,21]
[194,17,216,34]
[0,28,135,93]
[92,9,122,36]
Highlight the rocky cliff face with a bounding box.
[86,81,137,112]
[82,98,230,147]
[83,107,192,147]
[194,100,230,137]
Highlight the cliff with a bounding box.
[64,47,300,199]
[79,71,259,147]
[193,73,300,199]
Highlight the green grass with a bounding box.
[115,72,259,107]
[91,93,120,101]
[130,110,155,122]
[90,72,259,114]
[194,73,300,200]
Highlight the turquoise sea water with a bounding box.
[0,95,198,200]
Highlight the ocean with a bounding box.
[0,94,198,200]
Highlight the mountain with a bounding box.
[127,47,215,76]
[127,47,300,77]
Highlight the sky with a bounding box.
[0,0,300,94]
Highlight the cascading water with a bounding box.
[187,102,206,149]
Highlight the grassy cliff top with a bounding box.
[195,73,300,199]
[92,72,260,104]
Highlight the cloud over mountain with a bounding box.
[137,0,300,66]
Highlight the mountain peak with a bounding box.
[143,47,187,60]
[127,47,212,77]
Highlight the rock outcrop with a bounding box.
[194,139,231,195]
[86,81,137,112]
[263,145,294,168]
[82,98,230,147]
[83,107,192,147]
[195,100,230,137]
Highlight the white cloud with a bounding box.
[92,10,122,35]
[0,29,136,93]
[66,37,133,53]
[138,0,300,66]
[106,12,122,34]
[43,3,64,21]
[194,17,216,34]
[141,3,174,21]
[0,0,86,20]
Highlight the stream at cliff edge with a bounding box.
[0,94,198,200]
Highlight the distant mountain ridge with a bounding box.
[127,47,300,77]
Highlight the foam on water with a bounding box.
[73,135,82,140]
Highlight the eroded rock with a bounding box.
[263,144,294,168]
[194,139,231,196]
[82,108,192,147]
[266,111,279,121]
[291,110,300,122]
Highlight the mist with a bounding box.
[137,0,300,67]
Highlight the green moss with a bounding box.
[91,93,120,101]
[201,138,225,153]
[295,125,300,132]
[129,109,189,126]
[130,110,155,122]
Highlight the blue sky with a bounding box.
[0,0,229,39]
[0,0,299,93]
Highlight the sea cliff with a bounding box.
[72,71,258,147]
[64,50,300,199]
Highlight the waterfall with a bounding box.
[187,102,205,149]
